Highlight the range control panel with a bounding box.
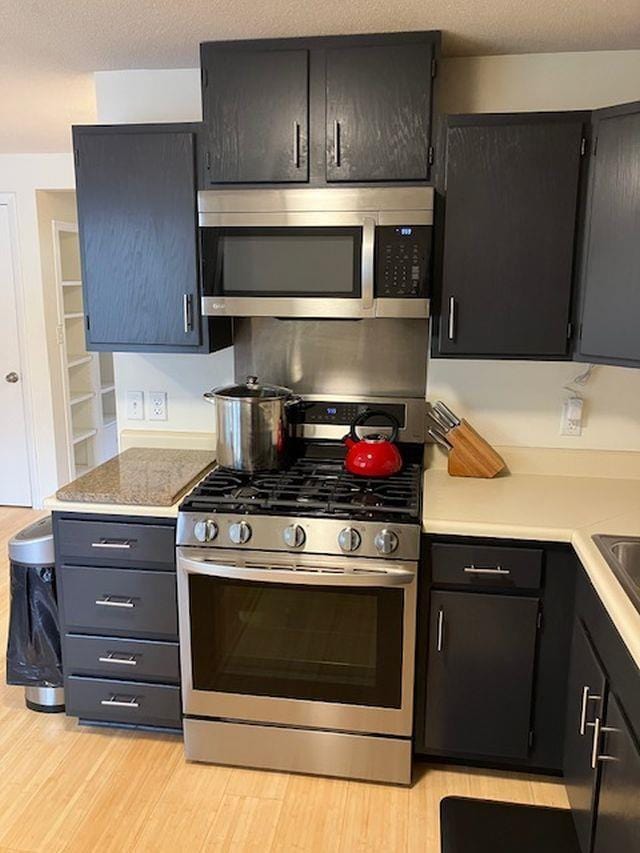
[300,401,406,428]
[375,225,431,298]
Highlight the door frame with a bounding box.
[0,193,37,506]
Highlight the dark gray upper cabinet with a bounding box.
[325,43,433,182]
[592,692,640,853]
[73,125,232,353]
[563,619,607,853]
[200,46,309,184]
[434,113,587,358]
[577,102,640,367]
[423,589,540,760]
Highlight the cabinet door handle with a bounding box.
[436,608,444,652]
[95,596,135,609]
[101,696,139,709]
[98,653,137,666]
[292,121,300,168]
[591,716,619,767]
[91,539,132,549]
[448,296,456,341]
[334,120,341,167]
[183,293,193,333]
[463,565,510,576]
[579,687,601,736]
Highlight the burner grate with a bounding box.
[181,456,421,522]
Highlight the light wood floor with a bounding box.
[0,506,569,852]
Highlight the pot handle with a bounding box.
[203,390,216,404]
[349,409,400,443]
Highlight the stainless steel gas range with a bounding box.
[175,395,425,784]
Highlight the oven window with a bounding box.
[188,576,403,708]
[201,227,362,298]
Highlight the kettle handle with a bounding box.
[349,409,400,443]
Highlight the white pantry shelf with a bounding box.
[69,391,95,407]
[72,428,98,445]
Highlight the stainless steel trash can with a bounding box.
[7,516,65,712]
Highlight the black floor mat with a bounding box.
[441,796,581,853]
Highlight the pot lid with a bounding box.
[208,375,294,400]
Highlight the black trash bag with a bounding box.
[6,563,63,687]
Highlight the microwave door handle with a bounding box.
[361,217,375,311]
[177,554,414,588]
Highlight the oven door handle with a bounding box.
[178,555,415,588]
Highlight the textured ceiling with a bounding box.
[0,0,639,152]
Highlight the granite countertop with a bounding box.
[54,448,216,508]
[422,447,640,669]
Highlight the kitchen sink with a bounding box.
[593,535,640,614]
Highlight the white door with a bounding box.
[0,202,32,505]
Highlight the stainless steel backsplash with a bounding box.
[233,318,428,397]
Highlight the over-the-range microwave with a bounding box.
[198,186,433,319]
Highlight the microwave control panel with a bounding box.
[375,225,431,298]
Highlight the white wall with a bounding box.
[0,154,76,504]
[95,51,640,450]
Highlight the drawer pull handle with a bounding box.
[463,565,511,576]
[98,654,137,666]
[95,596,135,609]
[101,696,139,709]
[91,540,132,549]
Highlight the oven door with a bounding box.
[199,217,375,319]
[177,548,416,736]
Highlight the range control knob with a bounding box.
[229,520,252,545]
[338,527,362,553]
[374,529,399,555]
[283,524,306,549]
[194,519,218,543]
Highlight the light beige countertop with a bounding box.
[423,446,640,669]
[46,447,215,515]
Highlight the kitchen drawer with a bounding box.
[59,565,177,640]
[56,518,175,570]
[431,543,543,590]
[65,675,181,729]
[64,634,180,683]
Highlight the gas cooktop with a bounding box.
[180,454,422,524]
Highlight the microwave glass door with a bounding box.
[188,574,404,708]
[201,227,362,298]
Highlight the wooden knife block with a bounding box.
[446,420,506,479]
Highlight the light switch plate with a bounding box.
[126,390,144,420]
[148,391,168,421]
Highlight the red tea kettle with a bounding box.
[343,410,403,477]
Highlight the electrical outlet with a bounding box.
[560,396,583,436]
[126,390,144,420]
[148,391,168,421]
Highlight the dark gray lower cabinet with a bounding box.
[423,590,539,759]
[592,693,640,852]
[53,512,181,731]
[563,620,607,853]
[417,538,577,772]
[564,568,640,853]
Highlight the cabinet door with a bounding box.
[592,693,640,853]
[424,590,540,759]
[201,47,309,183]
[577,102,640,367]
[325,43,433,182]
[436,115,585,357]
[74,129,201,349]
[563,619,607,853]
